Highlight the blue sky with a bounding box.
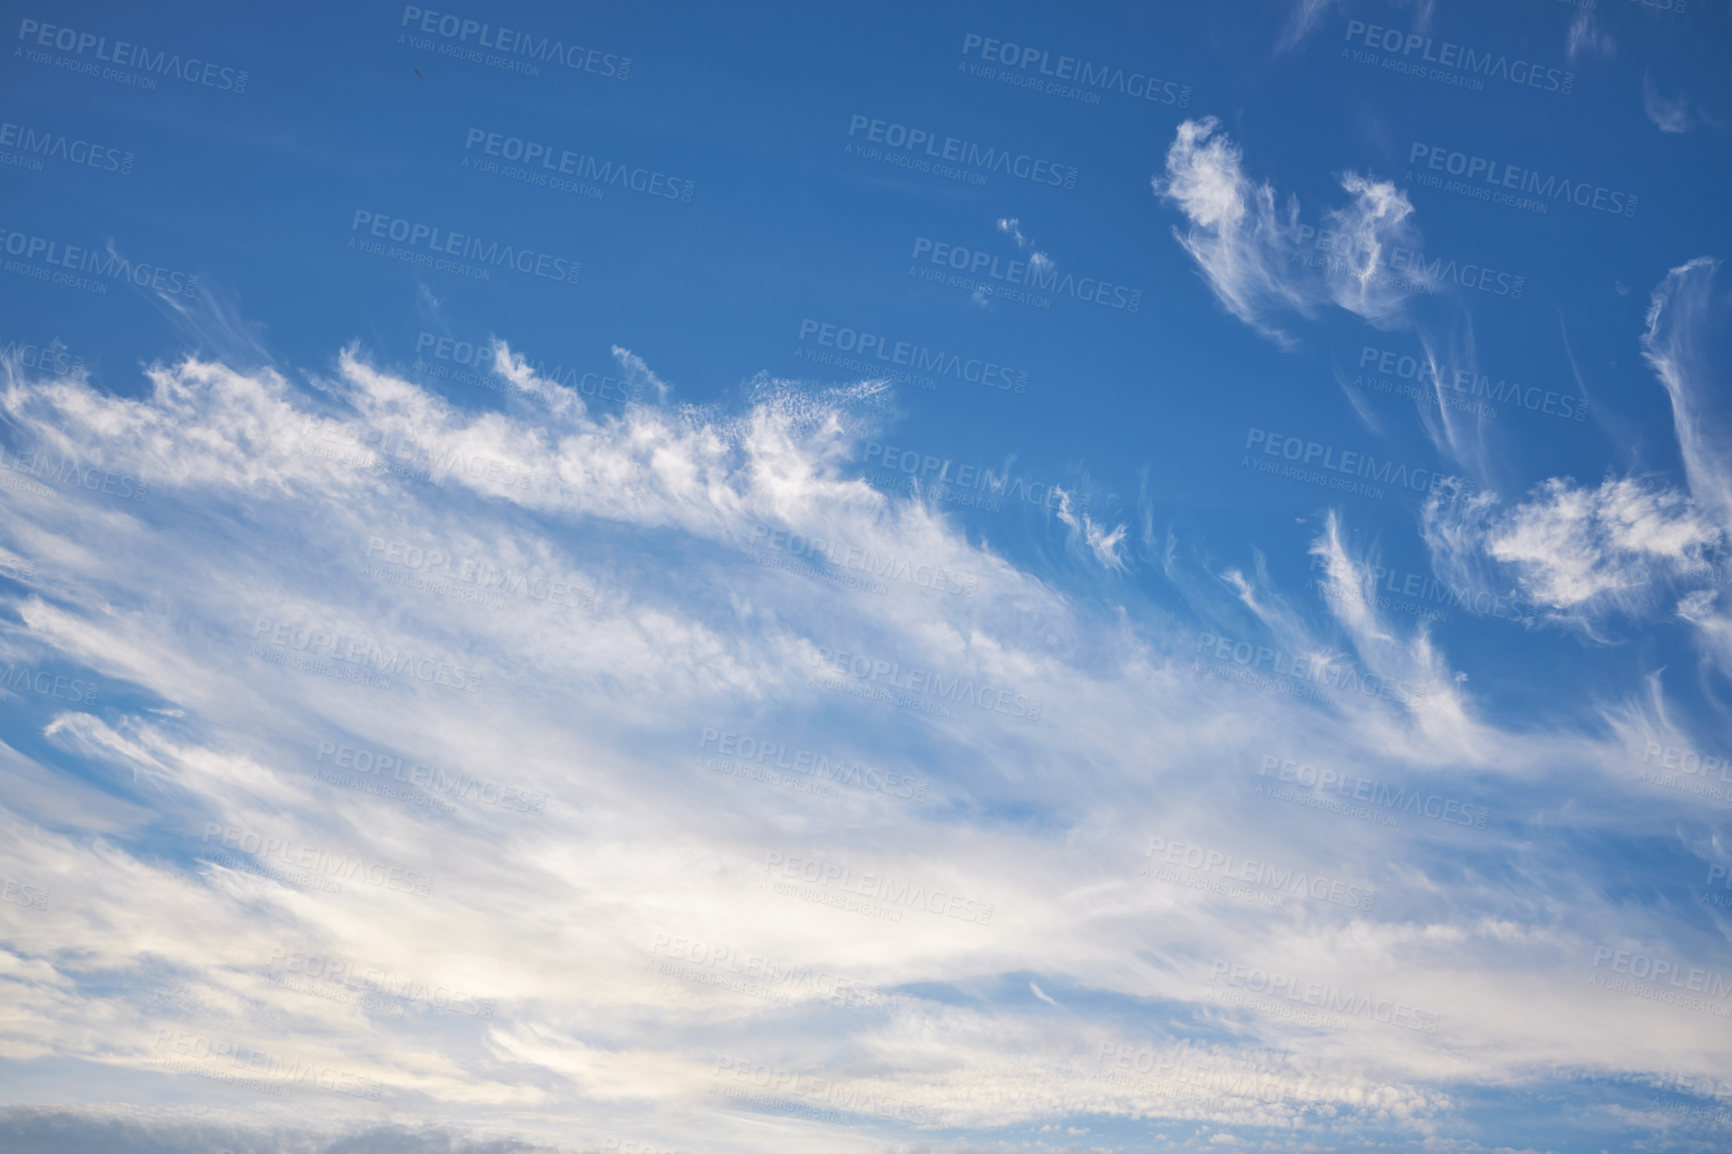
[3,0,1732,1151]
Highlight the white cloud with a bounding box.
[1321,174,1421,326]
[996,215,1053,275]
[1275,0,1345,53]
[1486,476,1721,610]
[1641,72,1692,134]
[1639,258,1732,675]
[0,337,1726,1149]
[1153,118,1426,344]
[1642,258,1732,519]
[1056,490,1128,572]
[1275,0,1435,54]
[1415,262,1732,642]
[1565,6,1615,62]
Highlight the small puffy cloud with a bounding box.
[1484,476,1720,611]
[997,216,1053,274]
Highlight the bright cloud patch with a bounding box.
[0,342,1722,1151]
[1487,477,1721,610]
[1153,118,1426,343]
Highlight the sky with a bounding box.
[1,0,1732,1151]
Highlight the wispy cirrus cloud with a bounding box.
[1417,261,1731,643]
[1642,72,1693,134]
[1274,0,1436,54]
[0,331,1726,1151]
[1153,118,1427,345]
[1565,5,1616,63]
[1275,0,1347,53]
